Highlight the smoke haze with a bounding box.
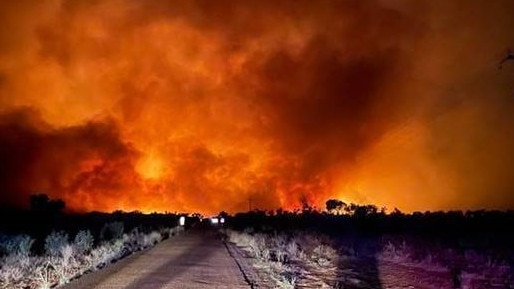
[1,0,514,214]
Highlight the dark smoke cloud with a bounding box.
[0,107,140,209]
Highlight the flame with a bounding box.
[137,153,165,181]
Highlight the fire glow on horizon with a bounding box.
[1,0,514,215]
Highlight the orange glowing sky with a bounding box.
[1,0,514,215]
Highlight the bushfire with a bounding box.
[1,0,514,214]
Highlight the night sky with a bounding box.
[1,0,514,214]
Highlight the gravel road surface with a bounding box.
[62,227,251,289]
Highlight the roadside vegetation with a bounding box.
[223,200,514,288]
[226,229,338,288]
[0,194,191,289]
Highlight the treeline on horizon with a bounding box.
[222,199,514,270]
[2,194,514,240]
[0,194,188,255]
[225,199,514,248]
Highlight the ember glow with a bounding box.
[1,0,514,214]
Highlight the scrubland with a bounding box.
[0,210,187,289]
[223,207,514,289]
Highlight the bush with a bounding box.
[0,222,178,289]
[312,244,337,266]
[147,231,162,246]
[0,234,34,257]
[248,234,269,260]
[0,257,24,286]
[74,230,94,255]
[45,231,69,257]
[100,222,124,241]
[286,240,301,260]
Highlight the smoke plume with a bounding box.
[1,0,514,214]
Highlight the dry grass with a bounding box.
[0,225,184,289]
[225,229,339,288]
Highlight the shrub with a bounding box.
[0,234,34,257]
[34,261,54,289]
[100,222,124,241]
[379,240,411,262]
[147,231,162,246]
[74,230,94,255]
[312,244,337,266]
[48,244,77,285]
[0,224,176,289]
[159,227,170,239]
[248,234,269,260]
[312,244,337,260]
[44,231,69,257]
[0,257,24,287]
[286,240,301,260]
[60,244,74,267]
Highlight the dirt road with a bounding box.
[62,227,252,289]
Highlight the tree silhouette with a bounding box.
[325,199,346,215]
[353,204,378,218]
[29,193,65,214]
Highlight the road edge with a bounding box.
[224,240,268,289]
